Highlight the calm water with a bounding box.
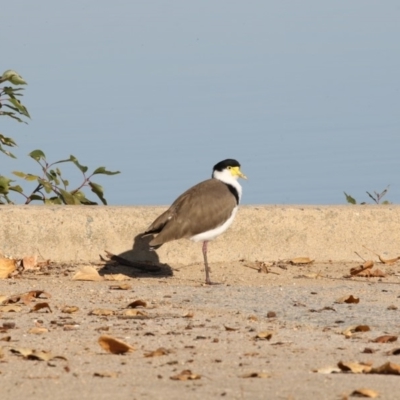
[2,1,399,205]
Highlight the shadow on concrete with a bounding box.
[99,233,173,278]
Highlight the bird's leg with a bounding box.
[202,241,212,285]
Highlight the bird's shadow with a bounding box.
[98,233,173,278]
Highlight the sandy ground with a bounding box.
[1,259,400,400]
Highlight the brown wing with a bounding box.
[146,179,237,246]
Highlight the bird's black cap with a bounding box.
[212,159,241,173]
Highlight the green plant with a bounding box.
[0,69,119,205]
[344,185,391,205]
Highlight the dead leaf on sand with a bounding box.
[342,325,370,338]
[335,295,360,304]
[314,365,341,374]
[370,361,400,375]
[350,388,379,398]
[22,255,38,270]
[289,257,314,265]
[30,302,52,313]
[224,325,238,331]
[10,347,66,362]
[378,255,400,264]
[28,327,48,335]
[127,300,147,308]
[119,309,147,317]
[0,258,17,279]
[170,369,201,381]
[94,371,119,378]
[338,361,372,374]
[0,305,22,313]
[90,309,115,316]
[98,335,135,354]
[72,266,103,281]
[109,283,132,290]
[61,306,79,314]
[144,347,170,357]
[21,290,51,305]
[255,331,273,340]
[371,335,397,343]
[241,371,271,378]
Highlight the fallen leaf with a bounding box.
[342,325,370,337]
[72,266,103,281]
[22,255,38,270]
[93,371,118,378]
[255,331,273,340]
[314,365,341,374]
[61,306,79,314]
[170,369,201,381]
[28,327,48,335]
[90,309,115,316]
[21,290,51,305]
[267,311,277,318]
[10,348,66,362]
[119,309,147,317]
[144,347,170,357]
[104,274,131,281]
[370,361,400,375]
[98,335,135,354]
[0,258,17,279]
[241,371,271,378]
[350,261,374,276]
[335,295,360,304]
[0,305,22,313]
[350,388,379,398]
[224,325,238,331]
[0,336,11,342]
[372,335,397,343]
[379,255,400,264]
[127,300,147,308]
[338,361,372,374]
[30,302,52,313]
[290,257,314,265]
[387,348,400,356]
[109,283,132,290]
[183,312,194,318]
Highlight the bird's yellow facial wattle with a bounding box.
[229,166,247,179]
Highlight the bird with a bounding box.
[142,159,247,284]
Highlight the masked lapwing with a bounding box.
[143,159,247,284]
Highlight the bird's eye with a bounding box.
[227,166,231,170]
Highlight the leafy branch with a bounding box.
[344,185,391,205]
[0,69,119,205]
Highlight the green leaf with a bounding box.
[59,189,81,205]
[29,149,46,162]
[9,185,23,193]
[1,112,26,123]
[44,197,62,205]
[38,178,53,193]
[0,134,17,147]
[28,194,43,202]
[89,182,106,205]
[0,145,17,158]
[12,171,27,178]
[7,98,30,118]
[344,192,356,205]
[69,155,88,173]
[0,176,12,194]
[0,70,27,85]
[92,166,121,176]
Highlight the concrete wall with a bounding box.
[0,205,398,264]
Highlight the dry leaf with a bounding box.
[127,300,147,308]
[170,369,201,381]
[350,261,374,276]
[351,388,379,398]
[119,309,147,317]
[90,309,115,316]
[241,372,270,378]
[370,361,400,375]
[10,348,66,362]
[72,266,103,281]
[104,274,131,281]
[372,335,397,343]
[144,347,169,357]
[342,325,370,337]
[109,283,132,290]
[0,305,22,313]
[379,255,400,264]
[93,371,118,378]
[98,335,134,354]
[21,290,51,305]
[290,257,314,265]
[61,306,79,314]
[314,365,341,374]
[30,302,52,313]
[28,327,48,335]
[224,325,238,331]
[335,295,360,304]
[0,258,17,279]
[387,348,400,355]
[338,361,372,374]
[22,255,38,270]
[255,331,273,340]
[183,311,194,318]
[1,336,11,342]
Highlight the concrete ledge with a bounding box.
[0,205,398,264]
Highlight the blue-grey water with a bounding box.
[1,1,399,205]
